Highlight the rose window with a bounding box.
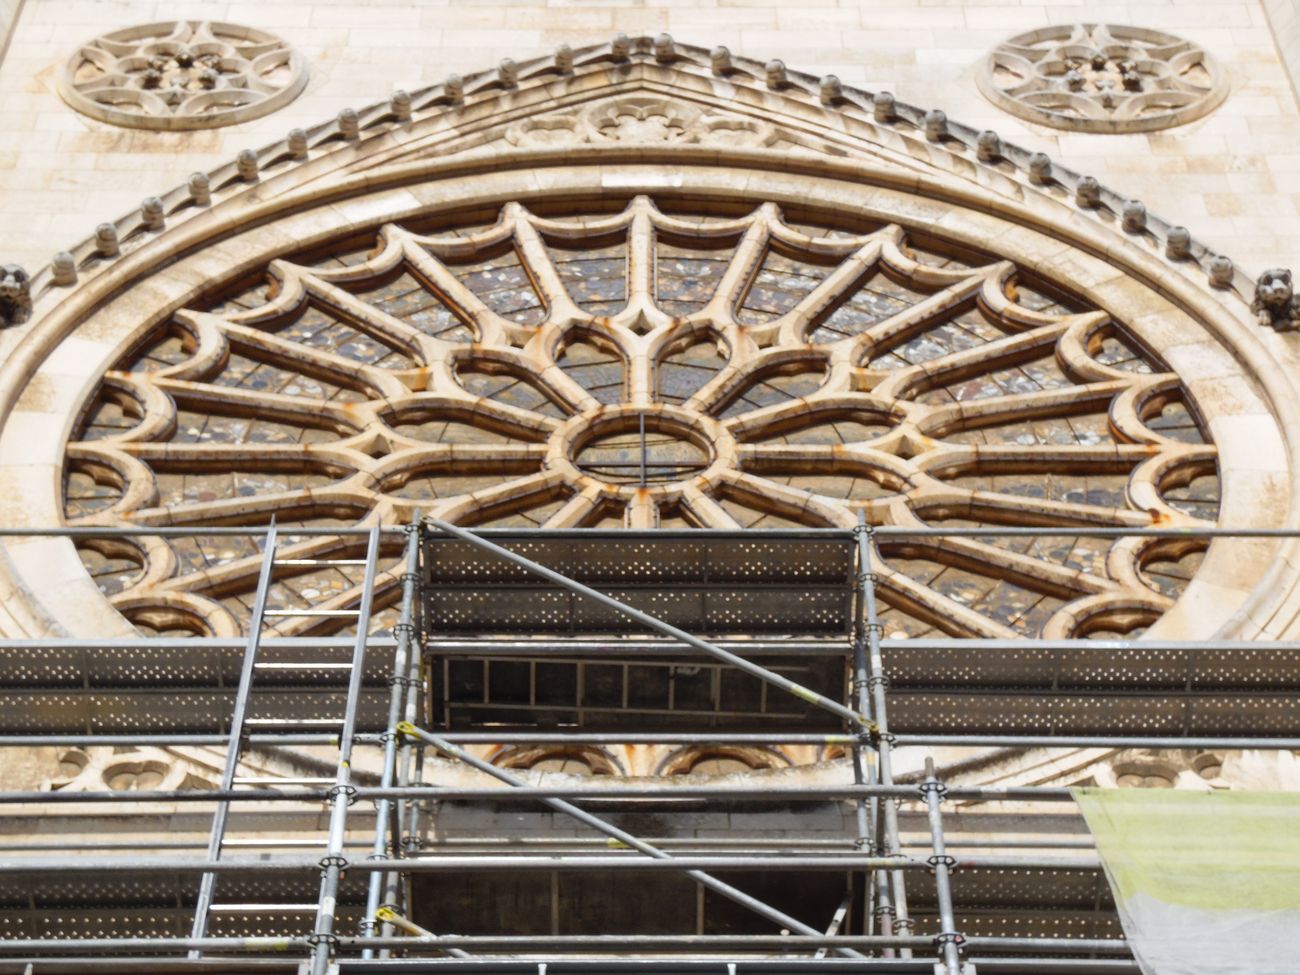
[63,196,1218,640]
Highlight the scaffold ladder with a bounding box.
[188,523,384,958]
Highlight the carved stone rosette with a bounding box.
[63,196,1218,642]
[57,20,308,131]
[977,24,1228,134]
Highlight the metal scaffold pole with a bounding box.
[309,525,383,975]
[360,519,422,959]
[855,520,912,951]
[923,757,964,975]
[852,514,888,951]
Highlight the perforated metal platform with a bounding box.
[421,530,857,636]
[0,639,395,735]
[0,868,367,940]
[884,640,1300,736]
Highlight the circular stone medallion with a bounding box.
[58,20,308,131]
[977,24,1227,133]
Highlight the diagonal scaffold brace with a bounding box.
[395,720,866,959]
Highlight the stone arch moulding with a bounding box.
[0,34,1298,645]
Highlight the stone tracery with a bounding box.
[63,196,1218,641]
[978,24,1227,133]
[57,20,308,130]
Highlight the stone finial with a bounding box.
[872,91,896,123]
[1074,175,1101,208]
[654,33,675,63]
[237,149,259,182]
[1121,200,1147,233]
[819,75,842,105]
[51,251,77,286]
[1165,226,1191,260]
[141,196,165,231]
[555,44,574,74]
[1252,269,1300,331]
[0,264,32,327]
[95,223,120,258]
[444,74,464,104]
[1208,255,1234,289]
[391,90,412,122]
[976,130,1002,162]
[923,109,947,141]
[187,172,211,206]
[338,107,360,139]
[765,59,787,89]
[611,33,631,62]
[498,58,518,88]
[710,46,732,76]
[1028,152,1052,184]
[287,128,309,159]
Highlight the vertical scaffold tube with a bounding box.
[923,757,964,975]
[309,526,382,975]
[855,522,911,951]
[361,519,422,958]
[852,515,888,950]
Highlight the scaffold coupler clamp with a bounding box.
[855,717,883,743]
[926,852,958,873]
[319,853,349,872]
[918,779,948,800]
[934,931,966,950]
[305,931,339,948]
[327,782,359,805]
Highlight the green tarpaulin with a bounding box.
[1073,788,1300,975]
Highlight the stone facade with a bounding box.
[2,0,1300,963]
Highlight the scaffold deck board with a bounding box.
[421,531,857,636]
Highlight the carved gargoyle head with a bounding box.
[1252,268,1299,332]
[0,264,32,327]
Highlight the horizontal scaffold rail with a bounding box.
[0,854,1101,874]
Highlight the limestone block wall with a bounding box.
[0,0,1299,279]
[1265,0,1300,101]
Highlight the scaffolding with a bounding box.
[2,520,1300,974]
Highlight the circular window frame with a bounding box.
[0,142,1291,643]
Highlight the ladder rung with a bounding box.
[234,777,335,785]
[254,662,353,670]
[264,609,361,617]
[245,718,346,726]
[274,559,370,566]
[211,904,319,912]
